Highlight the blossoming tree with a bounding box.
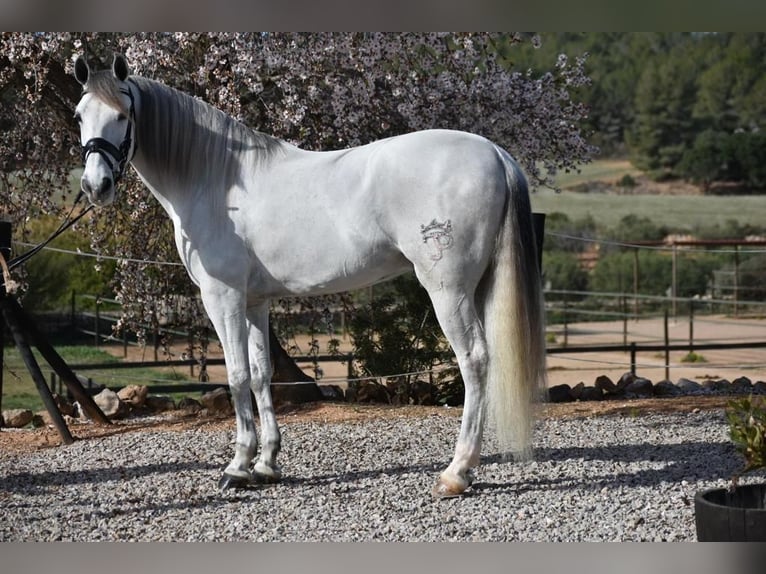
[0,32,594,371]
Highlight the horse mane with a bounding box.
[84,71,283,190]
[82,70,130,115]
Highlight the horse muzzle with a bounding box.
[80,174,115,206]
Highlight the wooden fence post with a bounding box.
[0,309,4,424]
[0,297,74,443]
[664,308,670,381]
[0,220,11,422]
[622,295,628,347]
[562,294,569,348]
[689,299,694,355]
[630,342,637,375]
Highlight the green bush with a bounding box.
[542,251,589,296]
[619,173,637,188]
[348,273,461,405]
[726,396,766,481]
[590,249,720,299]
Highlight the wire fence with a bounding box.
[5,227,766,395]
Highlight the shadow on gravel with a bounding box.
[279,461,445,489]
[473,440,739,494]
[0,460,221,495]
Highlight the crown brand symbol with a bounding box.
[420,219,452,240]
[420,219,454,261]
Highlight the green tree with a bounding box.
[590,251,672,297]
[608,214,667,244]
[542,251,589,296]
[677,129,727,190]
[628,38,701,175]
[543,212,598,253]
[1,33,594,348]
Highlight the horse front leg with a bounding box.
[199,283,258,490]
[247,302,282,483]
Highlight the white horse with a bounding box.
[73,54,546,497]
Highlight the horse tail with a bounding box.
[482,147,547,461]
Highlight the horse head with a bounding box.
[73,54,137,206]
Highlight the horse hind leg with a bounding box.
[423,284,489,497]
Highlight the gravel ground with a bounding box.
[0,408,760,542]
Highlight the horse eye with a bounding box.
[117,113,127,121]
[73,113,82,124]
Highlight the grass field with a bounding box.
[548,159,642,189]
[530,190,766,231]
[533,159,766,231]
[1,345,192,412]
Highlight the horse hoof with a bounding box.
[431,480,467,498]
[253,462,282,484]
[218,472,252,491]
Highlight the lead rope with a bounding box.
[6,194,95,273]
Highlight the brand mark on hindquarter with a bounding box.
[420,219,454,261]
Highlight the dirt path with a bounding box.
[546,314,766,387]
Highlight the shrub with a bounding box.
[726,396,766,483]
[348,273,461,405]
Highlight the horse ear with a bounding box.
[113,54,129,82]
[74,56,89,86]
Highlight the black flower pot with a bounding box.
[695,483,766,541]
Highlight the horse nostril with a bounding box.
[98,177,112,194]
[81,178,92,195]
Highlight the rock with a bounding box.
[653,380,681,398]
[753,381,766,395]
[145,395,176,412]
[625,377,654,398]
[384,378,408,405]
[580,386,603,401]
[319,385,345,402]
[117,385,149,407]
[594,375,616,394]
[93,388,128,419]
[53,394,75,417]
[200,387,233,416]
[731,377,752,394]
[350,381,390,404]
[570,382,586,401]
[702,379,724,392]
[411,381,437,405]
[2,409,34,428]
[548,384,573,403]
[271,381,324,407]
[616,372,637,392]
[385,379,436,406]
[676,378,702,394]
[177,397,202,414]
[710,379,732,393]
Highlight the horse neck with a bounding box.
[128,77,269,212]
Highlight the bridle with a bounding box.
[80,81,137,185]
